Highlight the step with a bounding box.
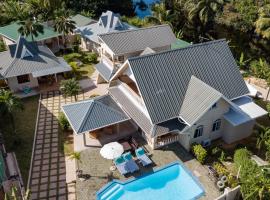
[99,184,121,200]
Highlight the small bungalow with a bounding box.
[76,11,134,52]
[62,39,267,150]
[0,37,71,95]
[0,22,63,53]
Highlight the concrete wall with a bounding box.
[215,186,241,200]
[7,74,39,92]
[223,119,255,144]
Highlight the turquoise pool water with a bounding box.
[97,162,205,200]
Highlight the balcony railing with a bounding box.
[155,134,180,148]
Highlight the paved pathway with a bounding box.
[28,90,92,200]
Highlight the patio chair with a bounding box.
[123,152,139,173]
[22,86,32,94]
[113,156,129,175]
[135,147,152,167]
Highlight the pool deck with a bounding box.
[76,143,221,200]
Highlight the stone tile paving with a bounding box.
[29,90,93,200]
[76,143,221,200]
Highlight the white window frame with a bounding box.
[194,125,203,138]
[212,119,221,132]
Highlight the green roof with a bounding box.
[0,154,5,185]
[0,22,61,42]
[171,39,191,49]
[71,14,94,27]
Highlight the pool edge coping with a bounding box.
[96,161,206,200]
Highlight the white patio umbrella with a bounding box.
[100,142,124,160]
[100,142,124,171]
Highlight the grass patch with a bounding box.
[0,95,39,185]
[77,64,95,79]
[59,128,74,156]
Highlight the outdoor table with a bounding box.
[121,141,132,152]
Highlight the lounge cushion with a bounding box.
[123,152,132,161]
[114,156,125,165]
[136,148,145,156]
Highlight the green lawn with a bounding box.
[77,64,95,79]
[0,95,39,185]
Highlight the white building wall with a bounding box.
[7,74,39,92]
[180,98,230,149]
[222,119,255,144]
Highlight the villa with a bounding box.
[0,36,71,94]
[62,39,267,150]
[76,11,134,52]
[0,22,64,53]
[95,24,176,83]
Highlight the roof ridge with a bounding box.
[78,101,95,133]
[94,100,128,118]
[98,24,170,37]
[128,39,227,62]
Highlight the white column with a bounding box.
[55,74,58,82]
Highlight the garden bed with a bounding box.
[0,95,39,185]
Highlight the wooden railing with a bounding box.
[156,134,180,148]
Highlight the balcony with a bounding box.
[155,132,180,148]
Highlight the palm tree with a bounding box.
[60,78,81,101]
[18,19,44,41]
[186,0,224,28]
[53,9,76,49]
[255,5,270,39]
[0,90,23,134]
[146,3,174,26]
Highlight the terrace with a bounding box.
[75,142,221,200]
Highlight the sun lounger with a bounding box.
[113,156,129,175]
[123,152,139,173]
[135,147,152,166]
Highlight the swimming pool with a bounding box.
[96,162,205,200]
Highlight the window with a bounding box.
[211,103,217,109]
[212,119,221,132]
[17,74,30,84]
[194,125,203,138]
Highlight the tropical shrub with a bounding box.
[233,148,270,199]
[82,52,98,64]
[219,150,226,162]
[192,144,207,164]
[211,146,222,155]
[63,53,82,63]
[267,103,270,117]
[69,62,80,77]
[58,112,70,131]
[250,59,270,79]
[213,162,228,176]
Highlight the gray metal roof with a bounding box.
[98,25,176,55]
[140,47,156,56]
[179,76,223,125]
[0,37,71,78]
[109,85,186,137]
[128,39,249,124]
[76,11,134,44]
[62,95,130,134]
[95,62,116,81]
